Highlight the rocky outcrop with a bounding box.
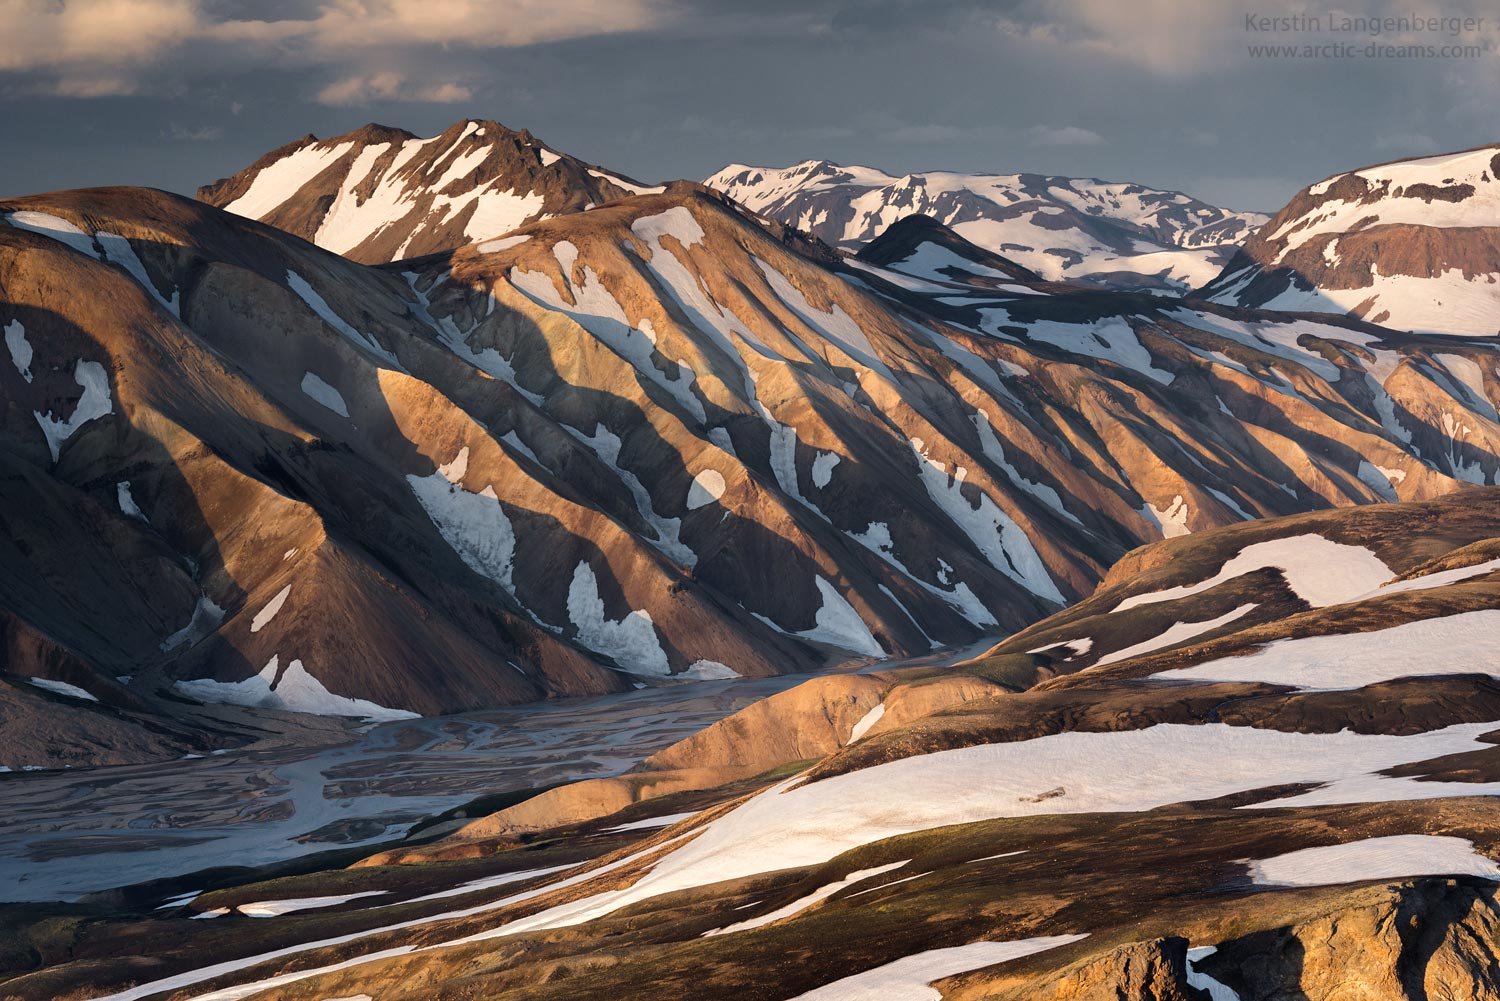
[1200,880,1500,1001]
[951,938,1208,1001]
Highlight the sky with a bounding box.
[2,0,1499,212]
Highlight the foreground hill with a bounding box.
[15,491,1500,1000]
[198,119,661,264]
[706,159,1268,292]
[4,176,1500,766]
[1198,143,1500,336]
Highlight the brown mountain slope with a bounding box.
[5,181,1500,766]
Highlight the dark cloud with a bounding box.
[0,0,1496,212]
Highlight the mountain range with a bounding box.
[706,158,1268,292]
[3,121,1500,770]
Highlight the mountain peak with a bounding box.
[198,120,662,263]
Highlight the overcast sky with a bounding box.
[3,0,1499,211]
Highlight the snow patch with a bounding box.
[407,450,517,595]
[1097,604,1256,666]
[789,576,886,658]
[847,703,886,743]
[786,937,1089,1000]
[34,359,112,462]
[1356,459,1400,501]
[566,561,671,676]
[680,660,741,680]
[1152,609,1500,690]
[1114,534,1392,613]
[1028,638,1093,658]
[603,812,699,833]
[848,521,997,627]
[285,271,396,365]
[4,210,96,256]
[910,437,1063,603]
[29,678,97,702]
[811,450,840,489]
[223,141,356,220]
[95,232,179,316]
[703,860,909,937]
[300,372,350,417]
[5,321,33,382]
[630,207,704,248]
[686,469,726,510]
[116,481,146,521]
[1186,947,1241,1001]
[238,892,390,918]
[1353,557,1500,599]
[1247,835,1500,887]
[160,596,225,652]
[1145,496,1191,538]
[476,234,530,254]
[174,656,418,721]
[249,585,292,633]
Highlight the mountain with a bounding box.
[706,159,1269,292]
[198,119,662,264]
[1197,144,1500,336]
[852,213,1045,290]
[5,181,1500,769]
[28,490,1500,1001]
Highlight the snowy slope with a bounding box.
[1199,144,1500,336]
[707,159,1267,292]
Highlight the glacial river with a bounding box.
[0,640,997,902]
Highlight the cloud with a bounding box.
[0,0,663,99]
[0,0,198,71]
[1028,124,1105,146]
[211,0,662,52]
[316,72,473,105]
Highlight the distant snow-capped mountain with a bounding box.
[706,159,1268,292]
[1198,144,1500,337]
[198,119,662,264]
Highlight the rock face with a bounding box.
[706,159,1267,291]
[1201,880,1500,1000]
[198,119,661,264]
[1197,144,1500,337]
[959,938,1209,1001]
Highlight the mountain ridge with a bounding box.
[706,158,1269,292]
